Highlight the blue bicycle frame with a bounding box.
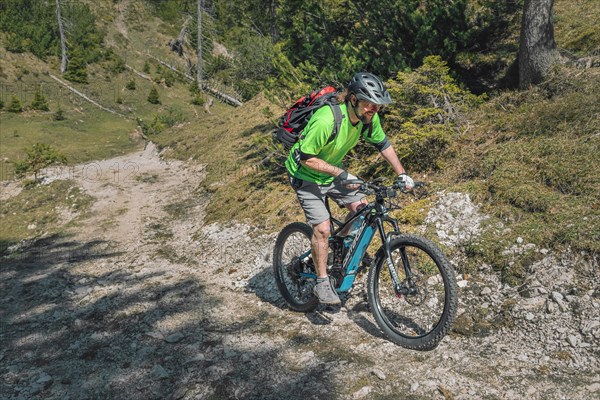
[298,202,376,293]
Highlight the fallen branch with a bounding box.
[125,64,153,81]
[144,52,243,107]
[49,74,125,117]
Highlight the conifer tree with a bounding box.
[31,90,49,111]
[7,96,23,113]
[147,87,160,104]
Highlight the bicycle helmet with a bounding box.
[348,72,392,105]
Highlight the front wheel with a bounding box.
[273,222,319,312]
[367,234,458,350]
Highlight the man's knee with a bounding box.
[312,220,330,239]
[347,199,368,213]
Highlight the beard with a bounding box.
[353,103,374,125]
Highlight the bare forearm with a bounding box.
[300,158,345,177]
[380,145,406,175]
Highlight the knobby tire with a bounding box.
[273,222,319,312]
[367,234,458,350]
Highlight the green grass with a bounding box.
[555,0,600,56]
[0,180,93,254]
[445,68,600,283]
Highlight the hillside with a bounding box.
[1,1,599,399]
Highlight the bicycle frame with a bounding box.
[299,189,414,295]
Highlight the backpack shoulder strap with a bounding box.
[361,123,373,138]
[326,101,343,145]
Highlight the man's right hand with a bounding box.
[335,170,360,189]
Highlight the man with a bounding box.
[285,72,414,305]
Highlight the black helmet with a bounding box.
[348,72,392,105]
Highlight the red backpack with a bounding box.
[273,86,343,151]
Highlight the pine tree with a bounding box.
[31,90,49,111]
[147,87,160,104]
[64,52,88,84]
[7,96,23,113]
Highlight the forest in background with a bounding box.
[2,0,583,99]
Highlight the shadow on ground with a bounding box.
[0,234,343,399]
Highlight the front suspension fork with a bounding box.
[377,219,417,296]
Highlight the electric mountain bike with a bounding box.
[273,179,458,350]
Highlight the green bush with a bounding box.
[386,56,485,171]
[191,95,205,106]
[13,143,67,182]
[126,79,136,90]
[64,52,89,84]
[138,108,185,136]
[7,96,23,113]
[147,87,160,104]
[30,90,49,111]
[53,108,66,121]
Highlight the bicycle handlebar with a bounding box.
[340,179,425,197]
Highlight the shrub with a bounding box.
[191,95,205,106]
[126,79,136,90]
[64,52,89,84]
[30,90,49,111]
[7,96,23,113]
[147,87,160,104]
[53,108,66,121]
[138,108,185,136]
[13,143,67,182]
[386,55,485,171]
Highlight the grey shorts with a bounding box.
[288,175,365,226]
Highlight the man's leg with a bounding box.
[311,219,330,278]
[291,180,340,304]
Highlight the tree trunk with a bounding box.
[56,0,68,74]
[270,0,278,42]
[197,0,203,90]
[518,0,558,89]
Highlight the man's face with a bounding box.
[353,97,382,124]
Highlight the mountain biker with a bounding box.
[285,72,414,305]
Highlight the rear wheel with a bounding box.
[273,222,319,312]
[367,235,458,350]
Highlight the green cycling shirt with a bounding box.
[285,102,390,185]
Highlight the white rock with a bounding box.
[371,368,386,380]
[525,312,535,321]
[352,386,372,399]
[551,291,564,303]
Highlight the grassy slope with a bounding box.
[152,0,600,285]
[0,1,213,249]
[1,1,598,283]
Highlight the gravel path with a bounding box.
[1,146,598,400]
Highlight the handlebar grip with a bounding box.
[340,179,364,186]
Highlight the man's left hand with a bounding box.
[396,173,414,190]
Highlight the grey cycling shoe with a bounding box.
[313,278,341,305]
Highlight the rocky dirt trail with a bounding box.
[1,146,598,400]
